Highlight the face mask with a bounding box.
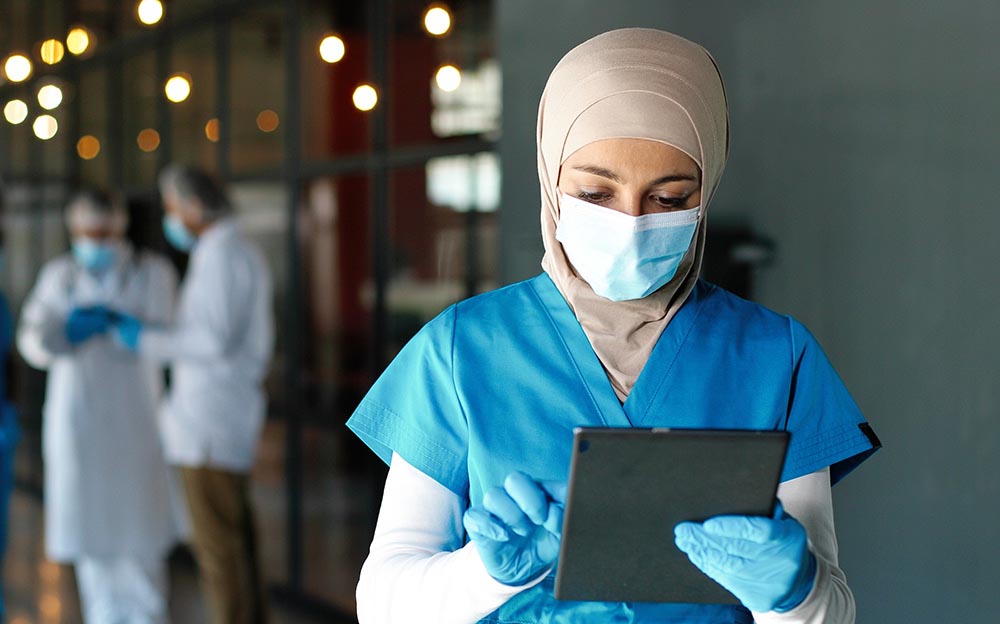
[72,239,119,273]
[163,214,197,253]
[555,192,700,302]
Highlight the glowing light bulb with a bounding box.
[66,27,91,55]
[33,115,58,140]
[4,100,28,125]
[256,110,279,132]
[423,5,452,36]
[137,128,160,152]
[435,65,461,92]
[352,84,378,111]
[77,135,101,159]
[205,118,219,142]
[137,0,164,26]
[37,85,63,110]
[40,39,65,65]
[4,54,32,82]
[319,35,346,63]
[164,74,191,103]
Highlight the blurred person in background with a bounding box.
[17,189,181,623]
[113,165,274,624]
[0,230,19,620]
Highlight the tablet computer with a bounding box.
[553,427,789,604]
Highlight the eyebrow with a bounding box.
[571,164,699,185]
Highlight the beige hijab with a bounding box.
[538,28,730,400]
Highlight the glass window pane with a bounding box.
[300,0,372,161]
[78,67,110,187]
[170,29,217,172]
[122,50,159,188]
[230,6,287,173]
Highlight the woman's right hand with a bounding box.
[463,471,567,586]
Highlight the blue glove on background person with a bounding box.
[64,306,112,345]
[110,311,143,353]
[463,472,567,586]
[674,502,817,613]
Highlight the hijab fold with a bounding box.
[537,28,730,400]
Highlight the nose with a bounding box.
[617,194,644,217]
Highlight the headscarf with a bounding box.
[538,28,730,400]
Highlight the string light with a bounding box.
[256,110,279,132]
[137,0,164,26]
[205,118,219,142]
[423,5,452,37]
[37,85,63,111]
[40,39,66,65]
[137,128,160,152]
[33,115,58,140]
[164,74,191,103]
[435,65,462,92]
[3,54,32,82]
[3,100,28,125]
[77,135,101,159]
[319,35,346,63]
[352,84,378,111]
[66,27,92,56]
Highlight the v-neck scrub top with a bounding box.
[347,274,880,623]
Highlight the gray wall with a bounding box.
[499,1,1000,621]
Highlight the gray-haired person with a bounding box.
[18,189,180,622]
[112,165,274,623]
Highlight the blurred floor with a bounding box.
[2,420,379,623]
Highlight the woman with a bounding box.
[348,28,879,623]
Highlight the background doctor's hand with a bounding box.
[108,311,143,353]
[65,306,112,345]
[674,502,817,613]
[463,472,567,586]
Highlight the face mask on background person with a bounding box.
[72,239,119,273]
[163,214,197,253]
[556,192,700,302]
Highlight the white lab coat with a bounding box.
[17,246,181,563]
[140,219,274,472]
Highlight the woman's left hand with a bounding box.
[674,502,817,613]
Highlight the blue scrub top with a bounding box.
[348,274,880,624]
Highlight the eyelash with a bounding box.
[576,190,689,208]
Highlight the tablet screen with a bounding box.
[553,427,789,604]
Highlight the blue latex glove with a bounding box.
[463,472,567,586]
[674,502,817,613]
[110,312,143,353]
[65,306,112,345]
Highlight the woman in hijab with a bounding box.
[348,28,879,623]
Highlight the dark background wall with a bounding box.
[498,1,1000,621]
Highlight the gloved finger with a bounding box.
[541,480,567,505]
[702,514,779,544]
[504,472,550,526]
[482,486,534,537]
[463,508,510,543]
[542,500,564,536]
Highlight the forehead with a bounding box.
[562,138,701,179]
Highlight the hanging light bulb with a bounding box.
[4,100,29,125]
[33,115,58,140]
[66,27,92,56]
[435,64,462,92]
[137,128,160,152]
[423,4,452,37]
[352,84,378,111]
[77,135,101,160]
[37,85,64,111]
[137,0,164,26]
[319,35,346,64]
[164,74,191,103]
[4,54,33,82]
[40,39,66,65]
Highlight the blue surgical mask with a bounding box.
[163,214,197,253]
[555,192,700,302]
[72,239,119,273]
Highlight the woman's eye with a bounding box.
[650,195,687,209]
[577,190,611,203]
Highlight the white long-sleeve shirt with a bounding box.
[138,219,274,471]
[356,453,854,624]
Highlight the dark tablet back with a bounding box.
[553,427,789,604]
